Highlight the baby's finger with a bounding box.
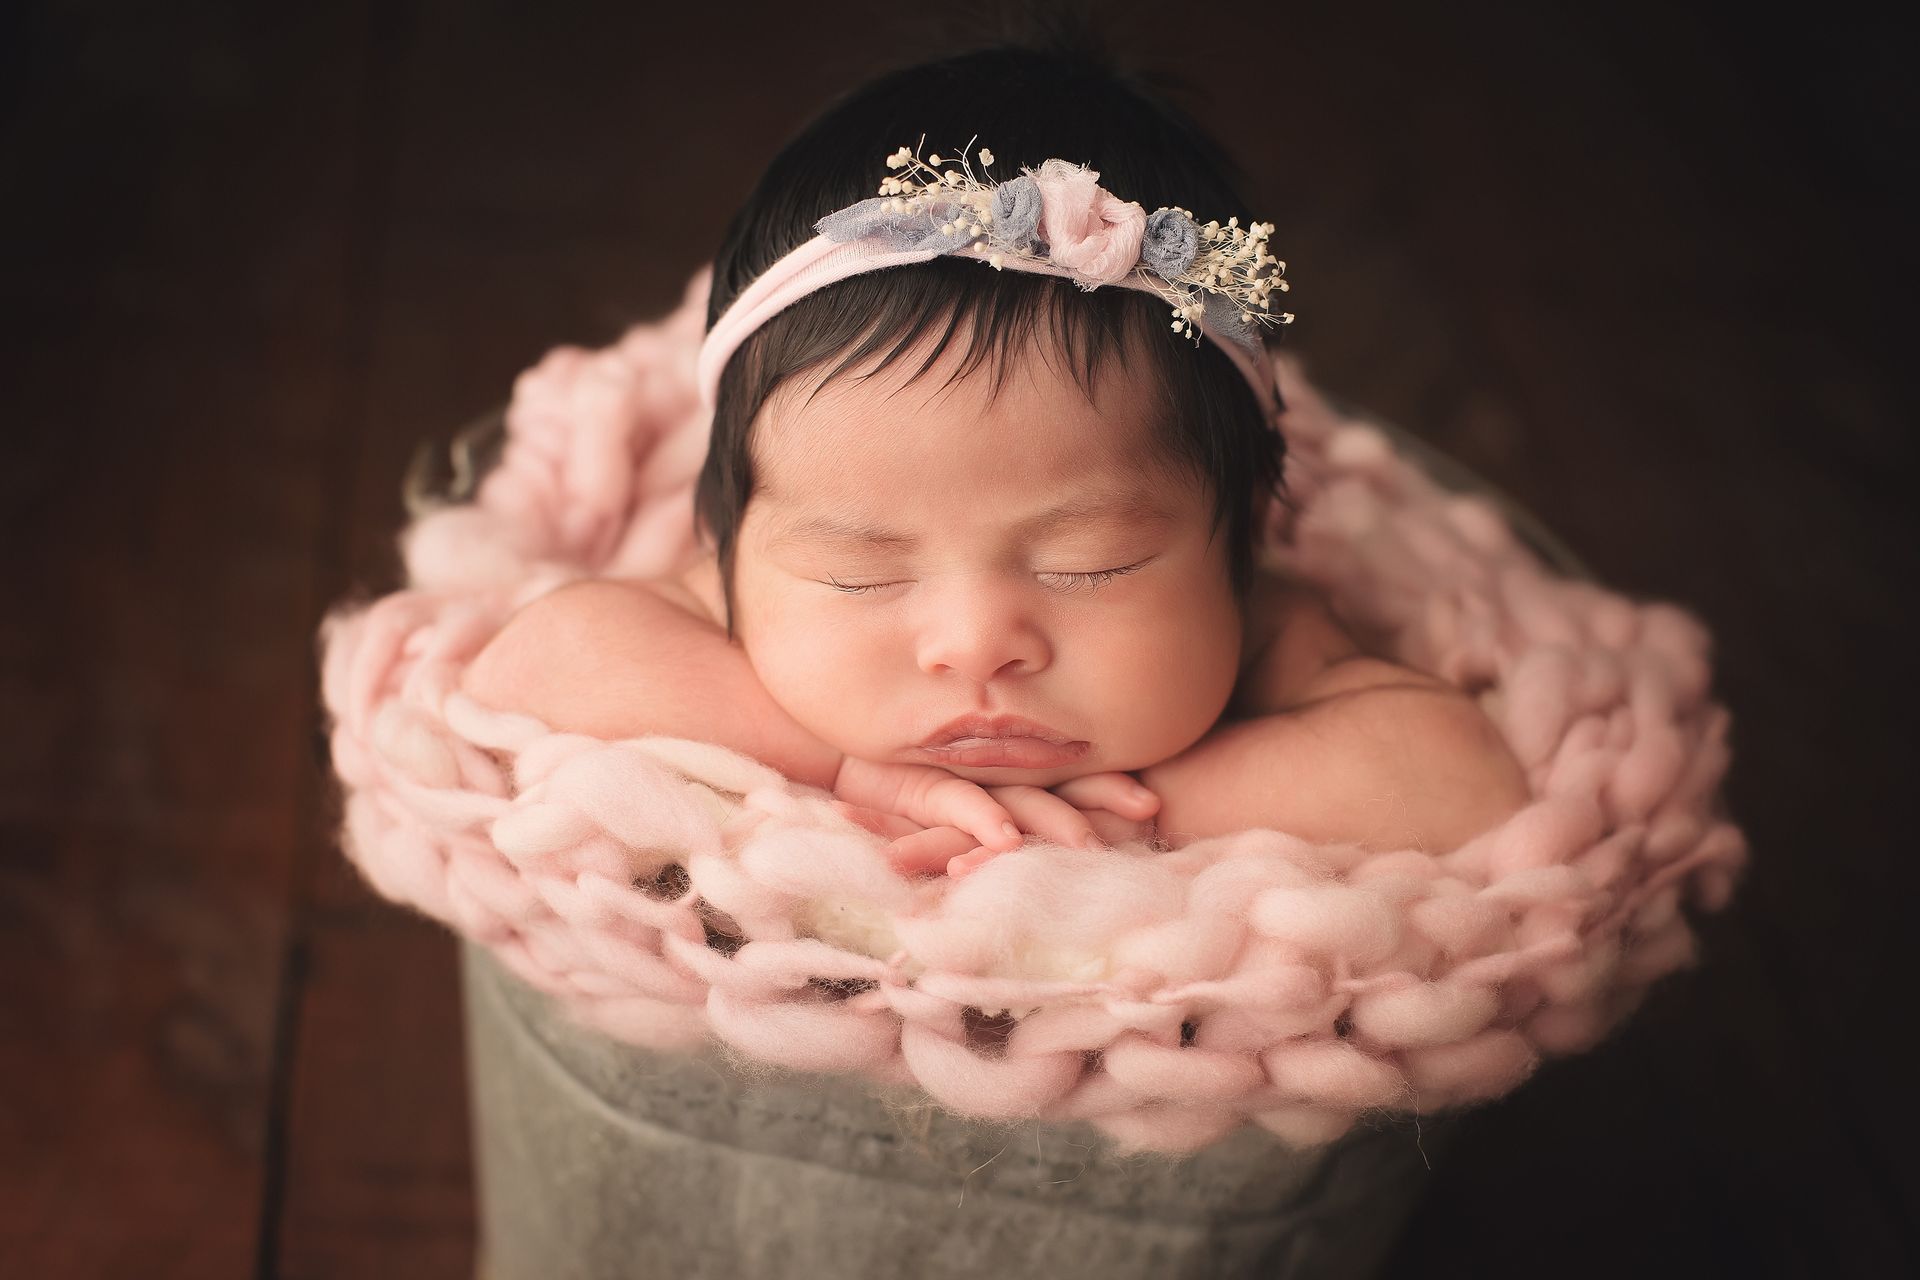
[919,775,1028,853]
[988,785,1109,850]
[887,824,979,876]
[946,846,999,880]
[840,760,1024,854]
[1048,772,1161,820]
[830,800,923,841]
[1082,806,1157,849]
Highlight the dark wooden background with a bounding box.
[4,2,1913,1276]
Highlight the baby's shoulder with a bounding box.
[519,558,719,630]
[461,575,712,717]
[1288,654,1457,708]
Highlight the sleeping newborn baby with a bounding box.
[461,317,1531,879]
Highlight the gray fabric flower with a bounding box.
[1140,208,1200,278]
[989,175,1042,251]
[815,195,975,254]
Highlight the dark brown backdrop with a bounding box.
[3,2,1913,1276]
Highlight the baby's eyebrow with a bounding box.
[767,488,1178,550]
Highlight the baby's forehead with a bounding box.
[765,320,1170,429]
[748,326,1200,507]
[748,464,1207,559]
[757,379,1175,476]
[757,468,1179,514]
[753,428,1193,513]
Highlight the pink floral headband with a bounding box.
[695,138,1294,421]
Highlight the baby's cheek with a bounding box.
[747,637,863,738]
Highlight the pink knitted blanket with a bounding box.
[317,266,1747,1156]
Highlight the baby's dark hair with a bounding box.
[694,17,1293,639]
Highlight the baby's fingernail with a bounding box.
[1080,832,1111,850]
[1131,785,1154,801]
[1001,822,1022,843]
[948,850,992,878]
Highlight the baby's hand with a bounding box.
[828,800,982,876]
[946,772,1162,879]
[1049,770,1164,846]
[831,758,1159,877]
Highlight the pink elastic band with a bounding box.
[695,234,1283,421]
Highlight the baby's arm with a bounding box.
[1138,667,1531,855]
[458,578,1136,860]
[460,578,846,790]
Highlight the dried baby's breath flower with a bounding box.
[874,137,1294,342]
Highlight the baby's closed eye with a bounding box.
[820,559,1153,597]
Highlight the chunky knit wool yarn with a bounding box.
[317,266,1747,1157]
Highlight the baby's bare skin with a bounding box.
[465,318,1530,870]
[461,556,1531,873]
[655,548,1523,857]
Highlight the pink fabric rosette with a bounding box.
[1031,158,1149,286]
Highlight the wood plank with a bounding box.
[0,6,371,1276]
[272,916,476,1280]
[269,4,480,1276]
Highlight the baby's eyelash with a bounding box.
[824,577,887,595]
[824,563,1148,596]
[1041,563,1147,594]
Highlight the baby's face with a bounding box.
[730,326,1246,788]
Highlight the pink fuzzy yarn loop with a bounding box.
[313,263,1748,1156]
[899,1022,1086,1120]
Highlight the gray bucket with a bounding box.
[462,940,1471,1280]
[422,403,1593,1280]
